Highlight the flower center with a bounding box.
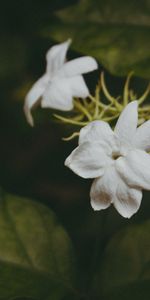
[112,151,122,160]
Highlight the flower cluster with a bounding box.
[24,40,150,218]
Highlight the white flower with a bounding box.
[65,101,150,218]
[24,39,98,126]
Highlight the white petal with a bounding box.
[68,75,89,98]
[116,149,150,190]
[24,74,49,126]
[90,167,116,211]
[65,142,110,179]
[79,120,115,155]
[114,101,138,144]
[79,120,114,143]
[133,120,150,151]
[46,39,71,75]
[42,79,73,111]
[90,166,142,218]
[114,184,142,219]
[57,56,98,78]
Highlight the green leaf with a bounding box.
[92,220,150,298]
[0,190,77,300]
[46,0,150,78]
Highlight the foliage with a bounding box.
[0,190,77,300]
[93,220,150,299]
[1,189,150,299]
[46,0,150,78]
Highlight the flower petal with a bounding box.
[46,39,71,76]
[42,78,73,111]
[57,56,98,78]
[90,166,142,218]
[79,120,115,155]
[133,120,150,151]
[114,183,142,219]
[116,149,150,190]
[90,167,116,211]
[24,74,49,126]
[79,120,114,143]
[68,75,89,98]
[114,101,138,144]
[65,142,110,179]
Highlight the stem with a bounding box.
[138,84,150,105]
[89,95,116,112]
[102,113,120,122]
[62,132,80,141]
[54,114,88,126]
[74,100,92,121]
[94,85,100,118]
[123,71,134,106]
[72,114,84,121]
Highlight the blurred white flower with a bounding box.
[24,39,98,126]
[65,101,150,218]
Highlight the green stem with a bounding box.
[138,84,150,105]
[54,114,88,126]
[123,71,134,106]
[74,100,92,121]
[62,132,80,141]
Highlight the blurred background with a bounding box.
[0,1,150,299]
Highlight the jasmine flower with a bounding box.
[24,39,98,126]
[65,101,150,218]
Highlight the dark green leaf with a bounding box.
[0,191,77,300]
[92,220,150,298]
[47,0,150,78]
